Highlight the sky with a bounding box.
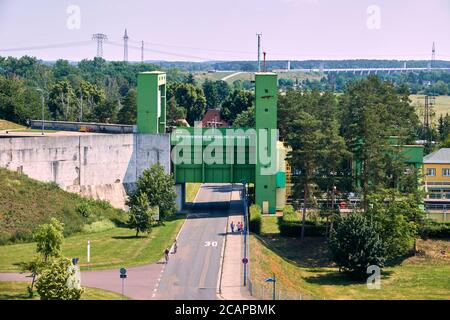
[0,0,449,62]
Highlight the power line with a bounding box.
[0,41,92,52]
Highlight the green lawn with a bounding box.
[0,281,127,300]
[0,119,24,131]
[186,183,202,203]
[251,226,450,300]
[0,214,186,272]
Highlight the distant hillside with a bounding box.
[0,168,127,244]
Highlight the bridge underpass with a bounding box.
[154,183,243,300]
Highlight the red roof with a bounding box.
[200,109,229,128]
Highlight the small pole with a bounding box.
[121,278,124,300]
[87,240,90,269]
[273,273,276,300]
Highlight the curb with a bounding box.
[216,183,234,300]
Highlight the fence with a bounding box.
[248,279,315,300]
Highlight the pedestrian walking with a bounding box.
[164,248,170,263]
[172,240,178,254]
[230,221,235,233]
[237,221,242,232]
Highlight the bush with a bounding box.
[249,204,262,234]
[329,214,387,279]
[279,220,326,237]
[35,257,83,300]
[279,205,326,237]
[419,221,450,239]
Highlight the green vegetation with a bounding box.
[249,204,262,234]
[0,214,186,272]
[127,164,177,222]
[0,168,126,244]
[0,281,126,300]
[35,257,84,300]
[0,119,24,130]
[329,214,387,279]
[250,233,450,300]
[186,183,201,203]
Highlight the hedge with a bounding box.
[419,221,450,239]
[249,204,262,234]
[279,220,326,237]
[279,205,326,237]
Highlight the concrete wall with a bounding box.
[0,134,170,209]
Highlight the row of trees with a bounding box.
[0,55,258,129]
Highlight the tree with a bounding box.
[203,79,219,108]
[221,89,254,124]
[35,257,83,300]
[117,88,137,124]
[329,214,387,279]
[286,111,323,240]
[92,98,119,123]
[166,96,187,126]
[167,82,207,125]
[33,218,64,262]
[367,189,423,258]
[127,163,177,221]
[19,256,45,298]
[128,192,156,237]
[339,76,419,211]
[233,106,255,128]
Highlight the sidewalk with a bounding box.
[218,188,255,300]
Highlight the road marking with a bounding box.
[198,245,213,288]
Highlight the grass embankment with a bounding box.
[0,168,126,244]
[250,216,450,300]
[0,213,186,272]
[186,183,202,203]
[0,119,24,131]
[0,281,127,300]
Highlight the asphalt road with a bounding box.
[154,183,235,300]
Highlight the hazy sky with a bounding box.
[0,0,449,61]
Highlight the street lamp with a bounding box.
[35,88,46,135]
[241,179,250,287]
[265,274,276,300]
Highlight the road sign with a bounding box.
[120,267,127,278]
[242,258,248,264]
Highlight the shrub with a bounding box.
[35,257,83,300]
[419,221,450,239]
[249,204,262,234]
[329,214,387,279]
[279,205,326,237]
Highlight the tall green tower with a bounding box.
[255,72,278,214]
[137,71,167,134]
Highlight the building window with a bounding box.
[426,168,436,176]
[443,168,450,176]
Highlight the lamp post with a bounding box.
[265,274,276,300]
[241,179,250,287]
[36,88,46,135]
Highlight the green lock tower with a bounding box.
[137,71,167,134]
[255,72,278,214]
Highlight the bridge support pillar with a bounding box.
[175,183,186,212]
